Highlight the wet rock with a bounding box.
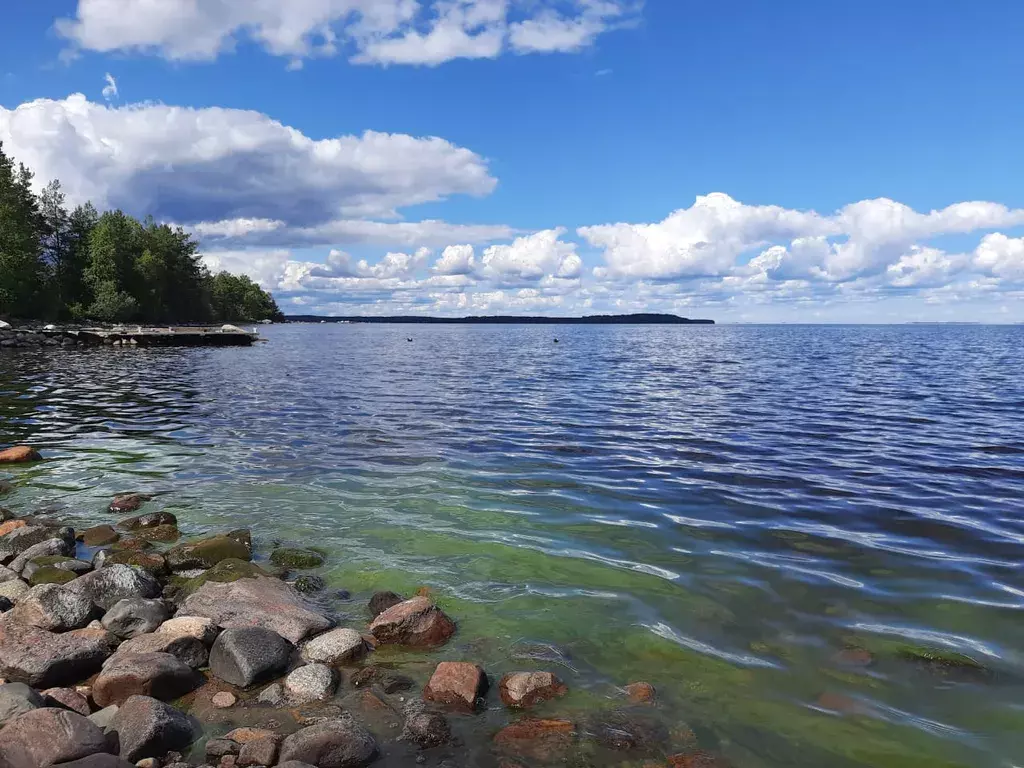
[586,711,670,753]
[369,597,455,648]
[423,662,487,713]
[301,628,366,665]
[237,735,280,767]
[52,754,135,768]
[43,687,92,716]
[293,575,326,594]
[209,627,292,688]
[0,683,45,725]
[257,683,285,706]
[82,526,120,547]
[349,666,414,694]
[110,538,154,552]
[0,446,42,464]
[155,616,219,645]
[498,672,567,709]
[102,599,169,640]
[225,728,279,745]
[206,739,240,760]
[167,532,252,572]
[493,718,576,762]
[0,618,112,687]
[270,548,325,569]
[10,535,78,573]
[179,576,330,644]
[625,681,656,704]
[93,653,199,707]
[9,584,97,631]
[668,751,731,768]
[108,495,152,515]
[367,591,404,619]
[103,552,168,577]
[131,525,180,544]
[279,719,378,768]
[284,664,337,704]
[211,692,237,709]
[111,695,195,762]
[110,633,208,670]
[401,701,450,748]
[117,513,176,532]
[0,707,111,768]
[66,566,161,612]
[1,526,75,566]
[0,578,30,602]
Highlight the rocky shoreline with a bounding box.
[0,446,723,768]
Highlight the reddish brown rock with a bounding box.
[625,681,656,704]
[0,707,110,767]
[369,597,455,647]
[81,526,119,547]
[0,447,42,465]
[423,662,488,713]
[493,718,576,762]
[0,618,112,688]
[224,727,279,744]
[815,692,862,714]
[237,736,280,767]
[668,751,730,768]
[0,520,27,537]
[108,494,152,514]
[42,687,92,716]
[498,672,567,709]
[92,653,199,707]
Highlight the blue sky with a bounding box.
[2,1,1023,321]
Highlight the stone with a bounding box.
[93,653,199,707]
[111,695,195,762]
[43,687,92,716]
[30,567,80,586]
[177,559,268,595]
[67,566,161,612]
[110,633,208,670]
[0,520,27,537]
[0,579,30,602]
[131,526,180,544]
[586,711,670,753]
[293,575,326,594]
[25,557,93,580]
[167,532,252,572]
[493,719,576,762]
[205,740,240,760]
[349,666,414,694]
[0,618,112,687]
[117,513,176,532]
[369,597,455,648]
[0,447,42,464]
[423,662,487,713]
[224,728,278,744]
[211,691,237,709]
[135,758,159,768]
[108,495,153,515]
[270,548,325,569]
[625,681,656,704]
[82,526,120,547]
[237,736,280,768]
[367,591,403,619]
[102,599,169,639]
[209,628,292,688]
[0,683,45,725]
[0,563,19,582]
[284,664,337,704]
[667,751,730,768]
[1,526,75,565]
[279,719,378,768]
[10,584,98,631]
[52,755,135,768]
[401,701,450,748]
[256,683,285,706]
[0,708,111,768]
[0,595,11,612]
[499,672,567,709]
[10,535,77,573]
[103,551,168,577]
[155,616,219,645]
[179,576,330,644]
[110,538,153,552]
[87,705,119,732]
[300,628,366,665]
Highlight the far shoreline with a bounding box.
[283,313,715,325]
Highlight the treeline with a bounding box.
[0,143,283,324]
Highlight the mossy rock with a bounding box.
[29,567,78,585]
[81,524,119,547]
[133,524,181,543]
[31,555,78,567]
[167,531,253,571]
[270,547,326,569]
[111,536,154,552]
[179,558,270,595]
[105,549,169,576]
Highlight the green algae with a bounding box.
[270,547,325,569]
[29,566,78,585]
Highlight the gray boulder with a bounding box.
[300,628,365,665]
[0,578,29,602]
[87,705,119,732]
[109,632,208,670]
[209,627,292,688]
[279,719,377,768]
[66,566,161,611]
[0,564,21,582]
[402,702,451,749]
[0,707,112,768]
[110,695,195,762]
[101,599,169,639]
[9,584,98,632]
[116,512,176,531]
[0,619,112,687]
[10,536,77,574]
[0,526,75,565]
[0,683,45,726]
[257,682,285,706]
[283,663,337,704]
[92,653,199,707]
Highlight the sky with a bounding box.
[1,1,1023,322]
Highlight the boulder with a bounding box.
[110,695,195,762]
[92,653,199,707]
[0,618,112,687]
[66,566,161,611]
[81,526,119,547]
[367,591,404,618]
[237,736,280,767]
[1,526,75,565]
[110,632,208,670]
[0,563,22,582]
[423,662,487,713]
[154,616,219,645]
[101,599,169,639]
[0,708,111,768]
[0,578,30,602]
[369,597,455,647]
[166,532,252,572]
[29,567,79,586]
[116,512,176,531]
[10,535,77,573]
[42,687,92,716]
[209,628,292,688]
[107,495,152,515]
[102,551,168,576]
[270,548,325,569]
[300,628,366,665]
[24,557,93,581]
[130,525,180,544]
[179,576,330,644]
[0,446,42,464]
[498,672,568,709]
[283,664,337,704]
[0,683,45,725]
[87,705,119,732]
[205,739,240,760]
[279,719,378,768]
[293,575,326,594]
[224,728,280,744]
[9,584,98,632]
[277,762,318,768]
[52,755,135,768]
[401,700,450,748]
[585,711,670,753]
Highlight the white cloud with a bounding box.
[101,72,118,101]
[57,0,640,67]
[973,233,1024,280]
[433,244,477,275]
[480,228,580,283]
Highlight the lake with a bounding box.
[1,323,1022,767]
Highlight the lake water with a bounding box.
[1,323,1023,767]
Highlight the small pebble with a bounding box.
[212,691,237,708]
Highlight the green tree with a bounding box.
[209,271,283,322]
[0,143,44,318]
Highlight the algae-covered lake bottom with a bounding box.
[2,323,1023,767]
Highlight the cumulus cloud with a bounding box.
[480,228,581,283]
[57,0,640,67]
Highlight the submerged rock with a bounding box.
[625,681,656,704]
[209,627,292,688]
[585,711,670,753]
[301,628,366,665]
[279,719,378,768]
[369,597,455,647]
[101,599,169,639]
[92,652,199,707]
[367,591,404,619]
[423,662,488,713]
[0,707,111,768]
[108,495,153,515]
[349,666,414,694]
[116,512,176,531]
[270,548,325,569]
[293,575,326,594]
[493,718,576,762]
[167,531,252,572]
[498,672,567,709]
[0,618,112,687]
[0,446,42,464]
[110,695,195,762]
[401,700,450,749]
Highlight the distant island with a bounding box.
[284,313,714,325]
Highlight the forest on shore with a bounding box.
[0,143,283,324]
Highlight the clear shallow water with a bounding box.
[2,324,1023,767]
